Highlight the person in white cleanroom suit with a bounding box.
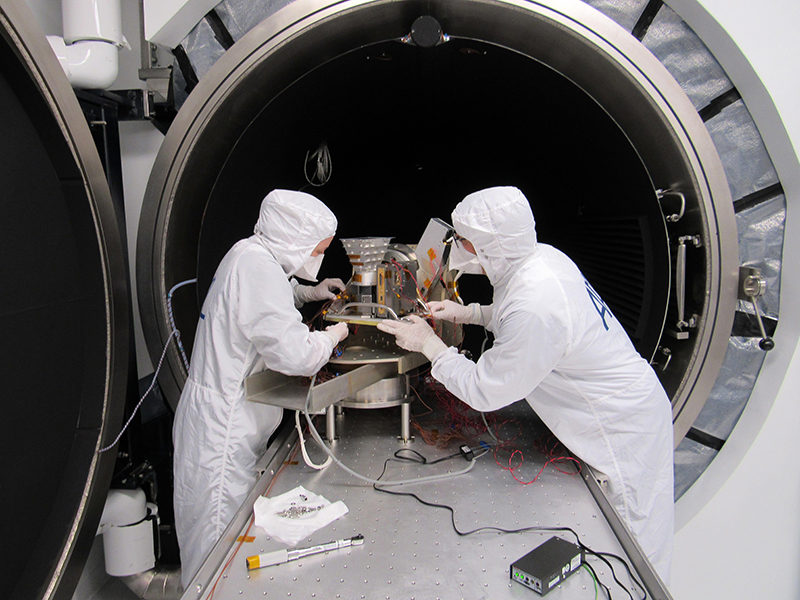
[173,189,349,587]
[378,186,674,583]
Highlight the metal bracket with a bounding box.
[138,66,173,105]
[738,266,775,351]
[245,351,428,413]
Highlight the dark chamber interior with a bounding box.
[176,38,669,362]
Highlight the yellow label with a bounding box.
[246,556,260,570]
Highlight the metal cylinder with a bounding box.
[400,402,411,443]
[326,405,336,443]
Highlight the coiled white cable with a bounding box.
[101,279,196,454]
[295,409,332,470]
[167,278,197,372]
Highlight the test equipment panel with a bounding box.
[510,536,584,595]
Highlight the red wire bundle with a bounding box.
[412,377,498,448]
[493,433,581,485]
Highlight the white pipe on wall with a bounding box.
[47,0,126,89]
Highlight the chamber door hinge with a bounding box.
[738,266,775,351]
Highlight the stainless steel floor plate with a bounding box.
[205,401,641,599]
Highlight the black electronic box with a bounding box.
[510,536,584,595]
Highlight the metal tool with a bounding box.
[246,534,365,570]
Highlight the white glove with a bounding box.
[428,300,482,324]
[322,322,349,345]
[376,315,448,362]
[295,278,346,303]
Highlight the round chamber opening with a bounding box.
[139,0,736,443]
[197,38,669,355]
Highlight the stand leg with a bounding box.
[326,404,336,443]
[400,402,411,443]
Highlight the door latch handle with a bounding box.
[738,266,775,351]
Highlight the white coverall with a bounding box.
[173,190,343,587]
[432,187,675,582]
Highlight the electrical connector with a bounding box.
[459,444,474,461]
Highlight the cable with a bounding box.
[100,279,196,453]
[583,563,600,600]
[295,410,332,470]
[493,445,581,485]
[372,474,640,600]
[299,378,640,597]
[481,412,498,443]
[590,551,646,600]
[408,383,434,417]
[208,516,255,600]
[412,376,499,448]
[98,329,180,453]
[304,141,332,187]
[301,375,481,486]
[209,441,302,599]
[373,476,580,537]
[594,551,647,596]
[393,447,463,465]
[584,562,611,599]
[390,258,430,314]
[167,278,197,372]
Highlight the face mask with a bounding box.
[449,242,483,275]
[294,253,324,282]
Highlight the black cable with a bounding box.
[376,451,580,537]
[586,551,638,600]
[595,551,648,600]
[375,477,581,538]
[393,448,461,465]
[374,452,642,600]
